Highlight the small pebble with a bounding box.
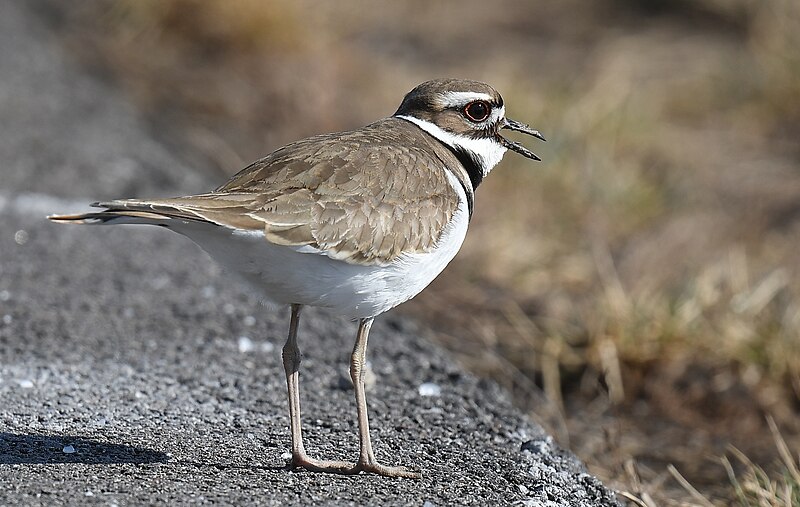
[520,439,548,456]
[62,445,75,454]
[17,379,34,389]
[2,314,12,324]
[0,290,10,301]
[14,229,29,245]
[223,303,236,315]
[418,382,441,397]
[238,336,254,353]
[243,315,256,327]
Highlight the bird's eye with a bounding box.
[464,101,491,122]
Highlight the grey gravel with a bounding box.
[0,1,622,505]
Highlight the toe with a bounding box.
[290,454,358,475]
[358,461,422,479]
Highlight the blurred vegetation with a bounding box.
[721,418,800,507]
[43,0,800,503]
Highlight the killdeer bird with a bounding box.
[49,78,544,478]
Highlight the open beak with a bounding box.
[497,118,546,161]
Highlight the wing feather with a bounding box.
[95,118,463,265]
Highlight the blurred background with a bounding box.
[28,0,800,504]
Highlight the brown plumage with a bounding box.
[48,79,545,479]
[53,118,469,266]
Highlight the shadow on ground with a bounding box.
[0,433,169,465]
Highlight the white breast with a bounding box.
[172,172,470,319]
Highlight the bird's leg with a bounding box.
[281,304,355,473]
[351,317,421,478]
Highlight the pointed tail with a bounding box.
[47,199,206,226]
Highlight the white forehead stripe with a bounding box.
[438,91,495,108]
[397,115,507,177]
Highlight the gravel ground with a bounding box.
[0,2,621,505]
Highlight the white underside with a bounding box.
[168,172,470,319]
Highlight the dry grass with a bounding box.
[668,417,800,507]
[41,0,800,503]
[722,420,800,507]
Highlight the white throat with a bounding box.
[396,115,507,177]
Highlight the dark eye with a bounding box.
[464,101,490,122]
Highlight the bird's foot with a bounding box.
[288,452,421,478]
[289,453,357,474]
[287,449,420,478]
[355,459,422,479]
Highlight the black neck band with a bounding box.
[445,145,485,218]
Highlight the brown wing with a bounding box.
[97,118,462,266]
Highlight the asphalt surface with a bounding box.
[0,2,621,505]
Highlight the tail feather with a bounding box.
[47,199,211,226]
[47,209,173,225]
[48,195,267,231]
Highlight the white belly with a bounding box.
[173,182,469,319]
